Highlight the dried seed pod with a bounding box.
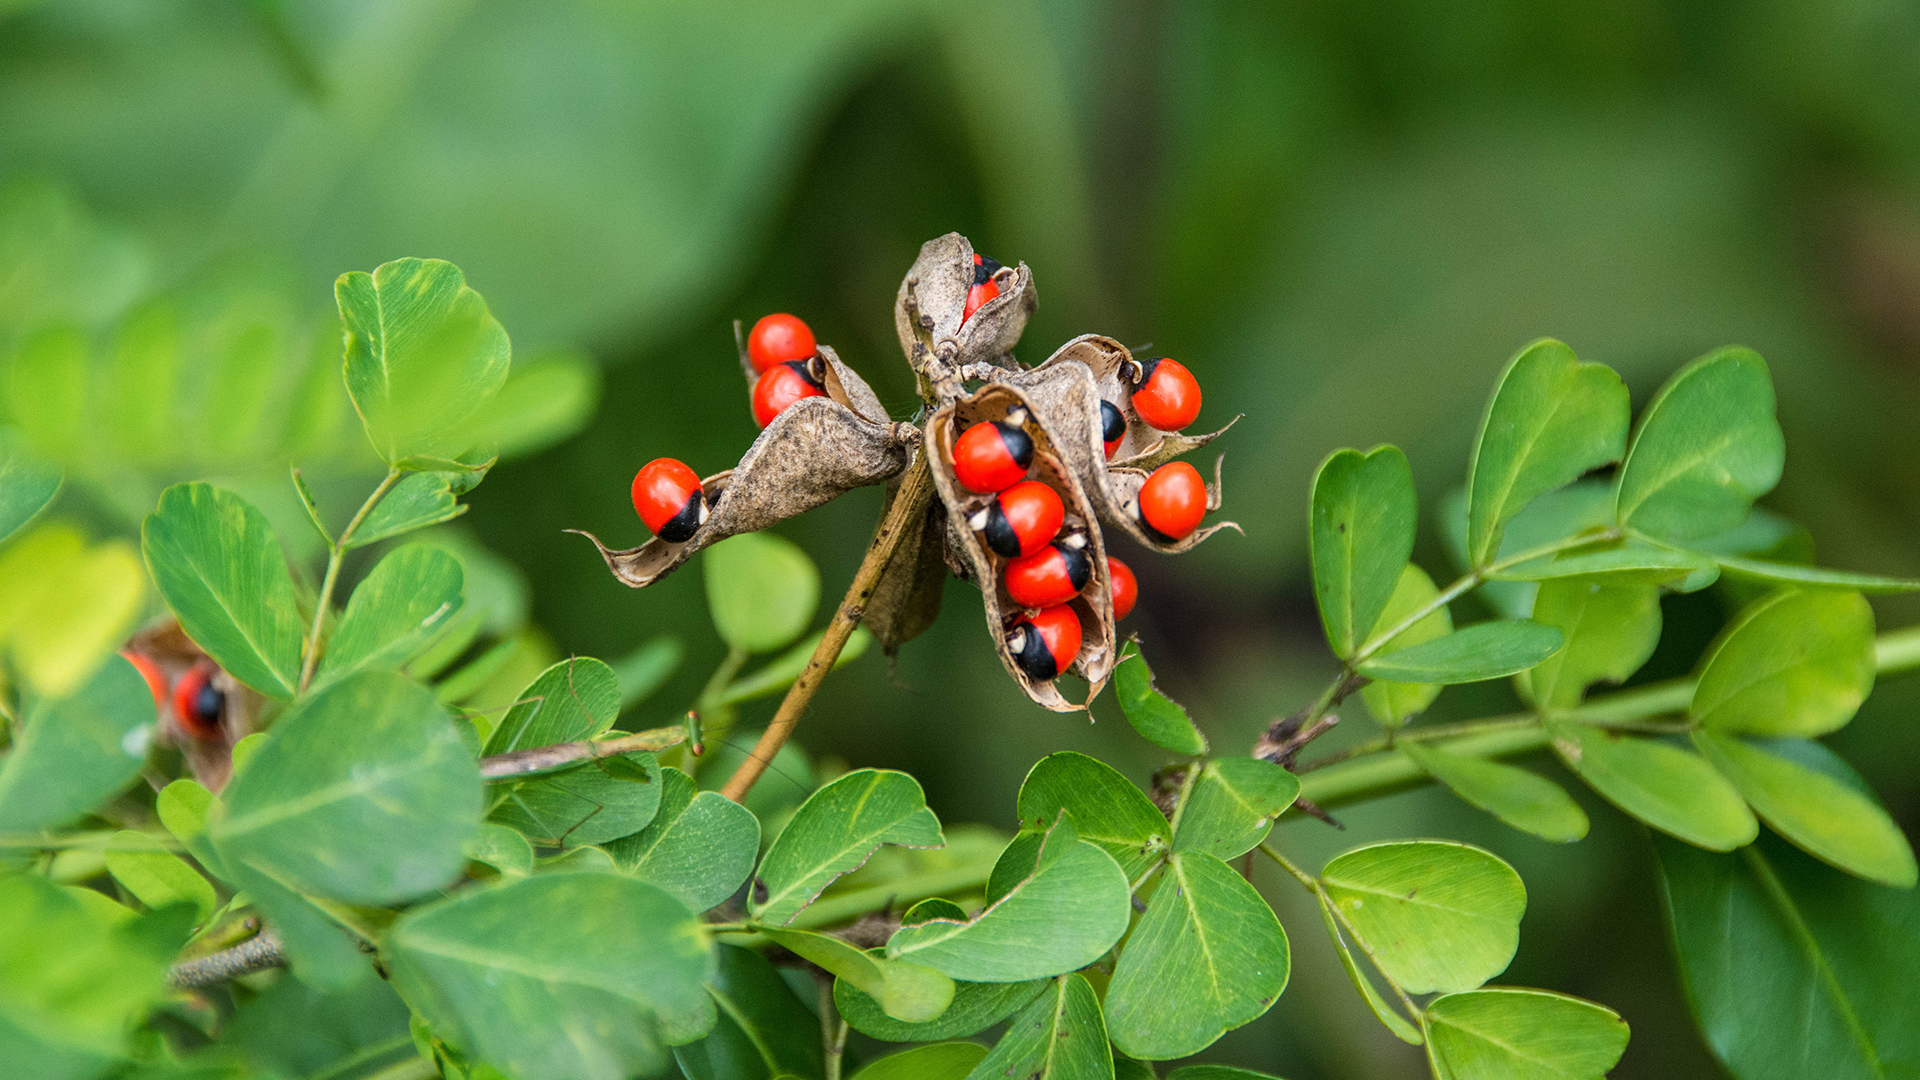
[1005,350,1241,555]
[894,233,1036,375]
[863,484,950,655]
[928,383,1114,711]
[1025,334,1240,470]
[575,396,917,588]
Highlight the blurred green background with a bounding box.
[6,1,1920,1076]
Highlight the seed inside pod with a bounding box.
[631,458,709,542]
[1120,355,1202,432]
[751,355,828,428]
[1007,604,1083,682]
[1005,536,1093,609]
[953,406,1034,494]
[1133,461,1207,542]
[968,479,1064,558]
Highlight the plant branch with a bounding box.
[298,468,402,695]
[477,724,686,780]
[168,930,285,988]
[720,453,935,803]
[1297,622,1920,810]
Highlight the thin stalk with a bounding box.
[824,1015,850,1080]
[720,454,934,802]
[476,724,686,780]
[298,468,402,695]
[788,858,996,930]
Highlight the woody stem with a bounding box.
[719,453,936,803]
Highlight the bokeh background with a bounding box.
[5,1,1920,1076]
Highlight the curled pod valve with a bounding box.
[968,479,1064,559]
[952,407,1034,494]
[1005,534,1092,610]
[1008,604,1083,682]
[751,354,827,428]
[171,660,225,740]
[1120,355,1202,432]
[632,458,709,543]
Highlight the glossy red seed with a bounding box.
[1139,461,1207,541]
[752,361,825,428]
[953,419,1031,493]
[1131,357,1202,431]
[1107,556,1138,620]
[746,313,816,373]
[120,649,168,713]
[1005,542,1090,609]
[1029,604,1083,672]
[990,480,1064,558]
[171,662,223,740]
[963,280,1000,323]
[632,458,705,540]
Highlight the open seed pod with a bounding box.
[575,394,917,587]
[1028,334,1240,469]
[1006,354,1240,555]
[927,384,1115,712]
[894,232,1036,374]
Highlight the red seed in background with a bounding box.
[746,313,816,373]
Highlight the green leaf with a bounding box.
[1441,480,1617,620]
[1355,621,1563,684]
[606,767,759,912]
[385,874,713,1080]
[141,482,305,699]
[854,1042,988,1080]
[715,627,872,706]
[483,657,622,756]
[1464,339,1629,568]
[1310,446,1418,657]
[1319,841,1524,995]
[1105,851,1291,1060]
[1692,590,1876,738]
[0,426,61,546]
[750,769,943,926]
[8,326,88,460]
[1522,580,1661,709]
[1615,347,1784,542]
[1316,893,1423,1045]
[346,471,470,549]
[1489,538,1718,587]
[1172,757,1301,860]
[463,350,603,461]
[490,751,663,848]
[836,976,1047,1043]
[1112,639,1208,755]
[612,636,683,709]
[1166,1069,1290,1080]
[704,532,820,654]
[964,975,1112,1080]
[1692,733,1916,886]
[156,778,224,878]
[674,945,824,1080]
[1548,721,1756,850]
[1015,751,1169,879]
[336,258,512,465]
[0,524,146,697]
[886,816,1131,982]
[463,823,534,878]
[214,670,480,905]
[103,830,216,921]
[0,874,192,1073]
[317,544,464,687]
[0,654,154,835]
[1400,743,1588,842]
[1358,564,1452,727]
[1425,988,1628,1080]
[1656,833,1919,1080]
[1710,554,1920,594]
[757,927,954,1024]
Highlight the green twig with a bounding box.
[298,468,402,695]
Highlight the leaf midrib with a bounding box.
[1474,364,1586,564]
[1322,878,1515,929]
[221,751,442,838]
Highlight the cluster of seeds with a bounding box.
[948,343,1208,682]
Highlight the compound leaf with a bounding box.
[1319,841,1524,995]
[1113,639,1208,755]
[1548,721,1756,851]
[963,974,1112,1080]
[1359,564,1452,727]
[1173,757,1301,860]
[1522,580,1661,709]
[1355,621,1562,685]
[751,769,942,926]
[1425,987,1628,1080]
[606,767,759,912]
[1016,751,1169,879]
[1401,743,1588,843]
[316,544,464,687]
[1692,590,1875,739]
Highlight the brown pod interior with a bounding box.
[928,383,1115,712]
